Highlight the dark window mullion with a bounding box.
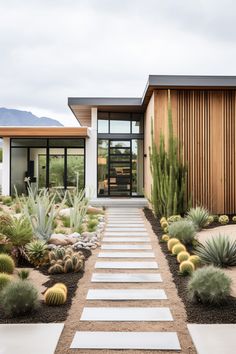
[64,148,67,190]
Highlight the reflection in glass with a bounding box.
[98,119,109,133]
[11,148,28,194]
[67,148,84,190]
[97,140,108,196]
[132,139,144,196]
[110,120,130,134]
[49,148,65,189]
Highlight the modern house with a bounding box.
[1,75,236,213]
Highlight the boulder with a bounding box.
[49,233,70,246]
[87,206,104,214]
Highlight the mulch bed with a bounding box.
[144,207,236,323]
[0,249,91,324]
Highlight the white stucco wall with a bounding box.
[2,137,10,195]
[85,107,97,198]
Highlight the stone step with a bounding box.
[70,331,181,350]
[105,228,146,232]
[95,261,158,269]
[104,232,149,236]
[86,289,167,300]
[101,244,152,250]
[106,223,145,227]
[91,273,163,283]
[102,237,151,242]
[98,252,155,258]
[80,307,173,322]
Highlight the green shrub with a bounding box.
[0,254,15,273]
[0,280,39,317]
[0,214,13,234]
[17,269,30,280]
[4,216,33,246]
[0,273,12,291]
[61,216,70,228]
[219,215,229,225]
[25,240,48,267]
[194,234,236,268]
[186,206,209,231]
[168,220,196,245]
[2,196,13,206]
[87,219,98,232]
[187,266,232,304]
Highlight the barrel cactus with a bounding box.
[189,255,201,267]
[161,234,169,242]
[167,238,180,251]
[177,251,190,263]
[172,243,186,255]
[179,260,195,275]
[53,283,67,296]
[44,287,67,306]
[0,273,12,291]
[218,215,229,225]
[0,254,15,274]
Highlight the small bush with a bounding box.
[61,216,70,228]
[168,220,196,245]
[0,280,39,317]
[186,206,209,231]
[2,196,12,206]
[187,266,232,304]
[17,269,30,280]
[0,273,12,291]
[0,254,15,274]
[194,234,236,268]
[219,215,229,225]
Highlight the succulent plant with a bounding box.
[177,251,190,263]
[218,215,229,225]
[172,243,186,255]
[17,269,30,280]
[44,286,67,306]
[25,240,48,267]
[0,254,15,274]
[48,247,85,274]
[53,283,67,296]
[232,216,236,223]
[0,273,12,291]
[163,227,169,234]
[207,215,214,225]
[160,217,167,224]
[167,238,180,251]
[186,206,209,231]
[48,263,64,274]
[179,260,195,275]
[188,255,201,267]
[161,234,169,242]
[167,215,182,224]
[188,266,232,304]
[161,221,168,229]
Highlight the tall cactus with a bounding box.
[149,90,189,217]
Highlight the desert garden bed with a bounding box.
[144,207,236,323]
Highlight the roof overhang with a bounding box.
[68,75,236,125]
[0,126,90,138]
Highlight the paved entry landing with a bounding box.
[69,207,184,352]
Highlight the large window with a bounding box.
[10,138,85,194]
[97,112,144,197]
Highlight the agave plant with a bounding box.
[25,240,48,267]
[66,188,89,233]
[186,206,209,231]
[194,234,236,268]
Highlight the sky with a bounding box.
[0,0,236,126]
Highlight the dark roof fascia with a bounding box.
[68,97,142,107]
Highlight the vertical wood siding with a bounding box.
[153,89,236,214]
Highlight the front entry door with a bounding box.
[109,140,131,197]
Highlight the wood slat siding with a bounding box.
[153,89,236,214]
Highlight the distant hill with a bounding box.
[0,107,63,126]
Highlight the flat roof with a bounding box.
[0,126,90,137]
[68,75,236,124]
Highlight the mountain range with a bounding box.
[0,107,63,126]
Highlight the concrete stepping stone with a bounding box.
[102,237,150,243]
[91,273,163,283]
[106,223,145,227]
[80,307,173,321]
[104,232,148,236]
[0,323,64,354]
[106,228,146,232]
[95,261,158,269]
[102,237,151,242]
[86,289,167,300]
[70,331,181,350]
[101,244,152,250]
[98,252,155,258]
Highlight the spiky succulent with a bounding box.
[44,287,67,306]
[218,215,229,225]
[172,243,186,255]
[167,238,180,251]
[0,254,15,274]
[179,260,195,275]
[177,251,190,263]
[194,234,236,268]
[25,240,48,267]
[186,206,209,231]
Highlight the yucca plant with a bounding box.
[194,234,236,268]
[186,206,209,231]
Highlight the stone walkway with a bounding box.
[64,208,195,352]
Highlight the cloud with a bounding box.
[0,0,235,126]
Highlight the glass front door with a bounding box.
[109,140,131,196]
